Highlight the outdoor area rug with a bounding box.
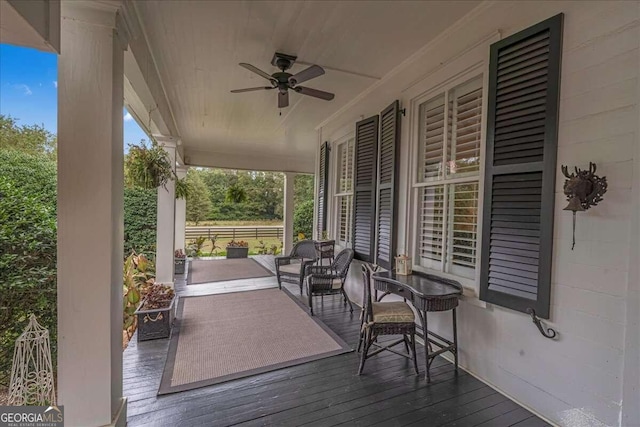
[158,288,351,394]
[187,258,273,285]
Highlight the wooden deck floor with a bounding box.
[124,257,550,427]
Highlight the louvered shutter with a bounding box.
[374,101,401,270]
[480,14,563,319]
[352,116,379,262]
[316,141,330,237]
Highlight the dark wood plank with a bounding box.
[123,276,548,427]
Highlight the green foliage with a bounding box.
[293,199,314,241]
[0,115,57,158]
[175,176,190,200]
[185,170,213,225]
[124,187,157,255]
[122,252,154,339]
[294,174,314,206]
[125,140,173,190]
[225,184,247,204]
[0,149,57,387]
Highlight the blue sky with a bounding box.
[0,43,148,146]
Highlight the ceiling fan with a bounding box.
[231,52,335,108]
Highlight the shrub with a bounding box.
[124,187,157,255]
[293,199,314,241]
[0,149,57,388]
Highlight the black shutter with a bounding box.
[480,14,563,319]
[352,116,379,262]
[374,101,401,270]
[316,141,329,237]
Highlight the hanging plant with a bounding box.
[125,140,173,190]
[175,176,191,200]
[225,184,247,203]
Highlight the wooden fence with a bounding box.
[185,225,283,242]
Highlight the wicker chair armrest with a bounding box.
[275,256,295,266]
[305,265,335,276]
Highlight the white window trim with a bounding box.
[332,134,355,247]
[408,66,489,293]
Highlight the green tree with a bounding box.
[294,174,314,206]
[186,170,213,224]
[124,188,157,255]
[293,199,314,240]
[0,115,57,158]
[0,149,57,387]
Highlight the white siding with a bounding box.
[319,2,640,425]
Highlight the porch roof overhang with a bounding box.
[122,0,481,174]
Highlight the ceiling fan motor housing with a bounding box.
[271,52,297,71]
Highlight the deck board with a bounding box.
[124,258,550,426]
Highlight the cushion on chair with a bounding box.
[332,278,343,289]
[279,263,303,275]
[372,302,415,323]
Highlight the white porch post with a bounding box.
[155,137,177,285]
[174,167,188,252]
[283,172,296,255]
[57,2,127,426]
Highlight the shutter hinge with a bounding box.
[399,108,406,117]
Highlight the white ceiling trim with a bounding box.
[314,0,496,131]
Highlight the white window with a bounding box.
[335,137,354,246]
[413,77,483,280]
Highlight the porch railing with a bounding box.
[185,225,284,242]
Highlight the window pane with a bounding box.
[446,182,479,279]
[338,195,352,244]
[418,95,445,182]
[447,80,482,177]
[337,139,354,193]
[417,185,444,270]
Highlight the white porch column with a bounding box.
[283,172,296,255]
[174,167,188,252]
[57,2,128,426]
[155,137,177,285]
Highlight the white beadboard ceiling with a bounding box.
[133,0,480,165]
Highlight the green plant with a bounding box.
[124,187,157,255]
[187,236,207,257]
[175,176,190,200]
[293,199,314,241]
[125,140,173,190]
[174,249,186,259]
[0,149,57,387]
[208,235,221,256]
[227,240,249,248]
[122,252,154,339]
[225,184,247,203]
[139,282,175,311]
[255,240,267,255]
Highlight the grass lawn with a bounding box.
[195,236,283,256]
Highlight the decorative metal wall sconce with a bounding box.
[561,162,608,250]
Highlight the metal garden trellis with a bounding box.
[8,314,56,406]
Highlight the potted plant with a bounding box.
[135,282,176,341]
[226,240,249,259]
[174,249,186,275]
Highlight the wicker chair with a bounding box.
[358,263,419,376]
[305,248,354,316]
[275,240,318,293]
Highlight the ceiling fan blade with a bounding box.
[230,86,274,93]
[278,91,289,108]
[239,63,276,81]
[295,86,335,101]
[289,65,325,86]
